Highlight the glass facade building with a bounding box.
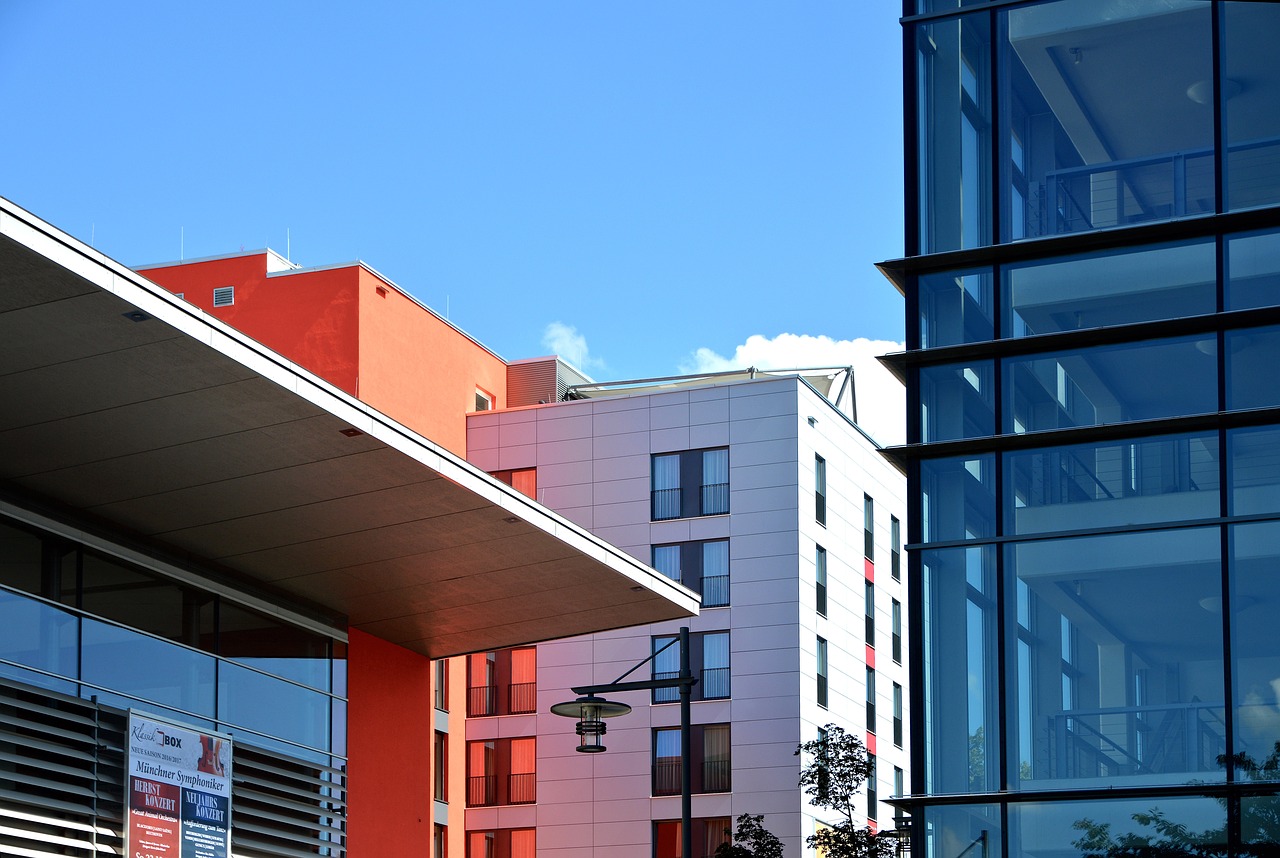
[887,1,1280,856]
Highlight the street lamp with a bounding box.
[552,626,697,858]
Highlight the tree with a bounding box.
[713,813,784,858]
[797,724,898,858]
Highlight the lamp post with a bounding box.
[551,626,697,858]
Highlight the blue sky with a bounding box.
[0,2,907,441]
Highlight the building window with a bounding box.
[891,516,901,581]
[434,659,449,711]
[815,455,827,525]
[434,731,448,801]
[652,539,730,607]
[490,468,536,499]
[653,724,731,795]
[892,599,902,664]
[865,581,876,645]
[817,726,831,802]
[466,737,535,807]
[653,631,730,703]
[893,683,904,748]
[654,818,731,858]
[893,767,905,827]
[864,494,875,561]
[866,668,877,732]
[816,545,828,617]
[467,828,534,858]
[475,389,494,412]
[435,824,448,858]
[867,753,878,822]
[467,647,536,717]
[817,637,828,708]
[652,448,730,520]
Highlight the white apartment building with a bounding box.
[457,366,907,858]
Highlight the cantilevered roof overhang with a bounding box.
[0,198,697,657]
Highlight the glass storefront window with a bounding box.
[1003,241,1215,337]
[1231,521,1280,779]
[218,661,331,752]
[1223,2,1280,212]
[1000,0,1213,240]
[921,545,998,794]
[1009,796,1225,856]
[1230,426,1280,517]
[916,13,992,253]
[1227,228,1280,311]
[1227,325,1280,412]
[80,550,215,649]
[1005,433,1219,536]
[920,804,1002,858]
[921,455,996,543]
[1007,529,1224,788]
[921,361,995,442]
[0,588,77,683]
[219,600,332,692]
[0,521,45,597]
[919,267,995,348]
[1004,336,1217,434]
[82,617,216,717]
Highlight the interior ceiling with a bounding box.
[0,209,696,659]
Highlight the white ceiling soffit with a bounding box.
[0,198,697,658]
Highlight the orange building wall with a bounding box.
[140,256,361,396]
[348,628,434,858]
[356,268,508,456]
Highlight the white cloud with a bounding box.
[682,333,906,446]
[542,322,603,372]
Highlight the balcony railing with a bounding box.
[701,483,729,516]
[1047,701,1226,780]
[508,772,536,804]
[701,574,729,608]
[653,488,682,521]
[703,759,731,793]
[701,667,730,700]
[467,774,496,807]
[654,759,681,796]
[654,670,679,704]
[509,681,536,715]
[468,684,497,717]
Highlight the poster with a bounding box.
[126,711,233,858]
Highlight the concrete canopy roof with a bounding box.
[0,199,697,658]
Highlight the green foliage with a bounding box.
[796,724,898,858]
[713,814,784,858]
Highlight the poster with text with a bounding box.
[127,711,233,858]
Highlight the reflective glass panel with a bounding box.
[916,13,993,253]
[0,521,44,597]
[1227,325,1280,412]
[1002,0,1213,239]
[80,550,214,649]
[0,588,77,681]
[218,661,331,751]
[1005,433,1219,536]
[1224,2,1280,212]
[1008,529,1224,788]
[1003,241,1215,337]
[921,361,995,442]
[919,804,1002,858]
[1227,228,1280,311]
[81,618,216,717]
[1231,521,1280,778]
[218,600,332,692]
[1009,796,1225,856]
[921,455,996,543]
[1230,426,1280,517]
[918,267,994,348]
[921,545,998,794]
[1005,336,1217,434]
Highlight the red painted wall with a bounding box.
[140,255,361,396]
[347,628,434,857]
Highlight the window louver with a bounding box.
[213,286,235,307]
